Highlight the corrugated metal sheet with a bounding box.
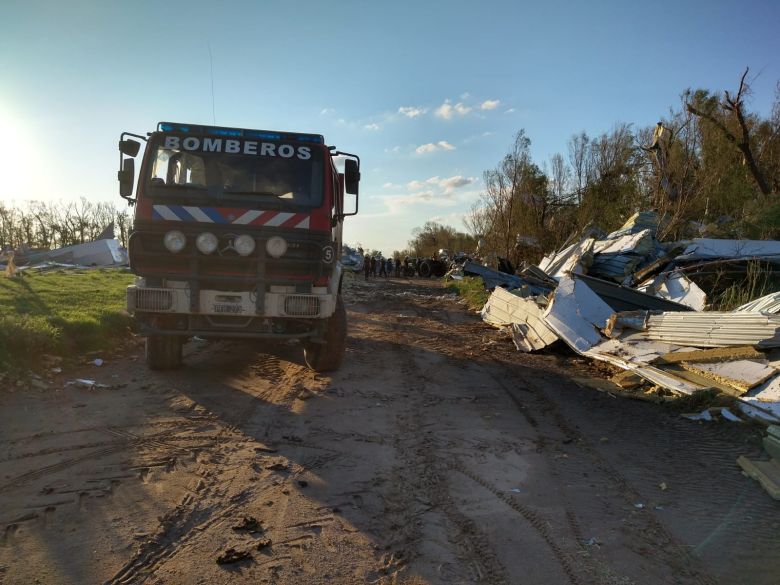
[480,287,557,352]
[675,239,780,262]
[736,291,780,314]
[589,253,642,280]
[537,237,595,280]
[645,312,780,347]
[573,273,693,313]
[606,211,661,239]
[543,276,614,353]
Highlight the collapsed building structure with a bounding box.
[455,212,780,424]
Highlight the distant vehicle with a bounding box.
[117,121,360,372]
[417,256,448,278]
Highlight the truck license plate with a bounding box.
[213,303,244,314]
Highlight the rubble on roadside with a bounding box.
[456,211,780,425]
[1,235,128,273]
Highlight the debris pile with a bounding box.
[0,231,128,274]
[464,212,780,424]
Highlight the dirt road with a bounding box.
[1,276,778,585]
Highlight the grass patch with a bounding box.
[446,276,490,310]
[0,268,135,370]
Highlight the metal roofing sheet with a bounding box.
[573,273,693,313]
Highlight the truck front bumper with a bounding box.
[127,284,337,340]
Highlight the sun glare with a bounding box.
[0,108,37,200]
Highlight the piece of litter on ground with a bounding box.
[634,502,645,509]
[65,379,110,390]
[583,537,600,547]
[91,358,104,366]
[720,407,742,422]
[509,488,523,493]
[659,482,668,491]
[51,367,62,374]
[682,409,713,422]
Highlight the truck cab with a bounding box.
[117,122,359,371]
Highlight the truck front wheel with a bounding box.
[304,297,347,372]
[146,335,184,370]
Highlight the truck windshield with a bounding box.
[145,134,324,207]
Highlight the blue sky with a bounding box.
[1,0,779,253]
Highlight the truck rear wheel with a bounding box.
[304,297,346,372]
[146,335,184,370]
[418,261,432,278]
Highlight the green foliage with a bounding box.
[406,221,476,259]
[446,277,489,311]
[458,73,779,265]
[0,269,135,370]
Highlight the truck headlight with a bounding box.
[163,230,186,253]
[234,234,256,256]
[266,236,287,258]
[196,232,219,254]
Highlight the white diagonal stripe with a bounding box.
[183,206,214,223]
[234,210,264,224]
[154,205,181,221]
[294,216,310,229]
[265,212,294,227]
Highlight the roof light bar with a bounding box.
[157,122,323,144]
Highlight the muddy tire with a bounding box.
[146,335,183,370]
[418,261,432,278]
[304,297,347,372]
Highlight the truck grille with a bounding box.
[284,295,320,317]
[135,288,174,311]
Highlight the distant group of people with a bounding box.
[363,254,404,280]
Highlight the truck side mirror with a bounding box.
[119,139,141,157]
[344,159,360,195]
[118,158,135,198]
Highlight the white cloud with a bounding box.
[384,145,401,154]
[363,123,381,131]
[429,211,469,228]
[398,106,427,118]
[406,175,475,194]
[460,92,471,100]
[438,175,475,193]
[480,99,500,110]
[320,108,335,115]
[415,140,456,154]
[434,99,472,120]
[505,108,516,114]
[382,182,397,189]
[377,191,459,215]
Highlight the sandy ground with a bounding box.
[1,276,778,585]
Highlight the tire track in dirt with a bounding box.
[0,424,203,495]
[484,356,720,585]
[106,347,308,583]
[387,302,512,584]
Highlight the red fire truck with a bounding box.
[117,122,359,372]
